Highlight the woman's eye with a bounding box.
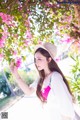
[34,58,42,63]
[38,59,41,60]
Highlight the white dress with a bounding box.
[30,71,76,120]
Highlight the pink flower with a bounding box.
[66,38,71,43]
[64,16,72,23]
[55,57,61,62]
[26,30,32,39]
[24,40,31,46]
[0,12,3,16]
[0,39,5,48]
[60,38,71,43]
[44,2,53,7]
[26,9,31,14]
[2,35,7,41]
[18,7,22,11]
[68,16,72,22]
[0,53,4,61]
[0,12,14,26]
[13,51,17,55]
[0,43,4,48]
[15,58,22,68]
[25,19,30,28]
[38,40,43,45]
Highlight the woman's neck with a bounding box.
[44,69,52,77]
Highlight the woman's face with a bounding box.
[34,52,49,71]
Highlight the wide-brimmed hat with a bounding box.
[35,42,57,59]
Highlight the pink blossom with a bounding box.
[62,16,72,23]
[0,53,4,61]
[15,58,22,68]
[60,38,71,43]
[54,29,60,35]
[0,12,14,26]
[26,9,31,14]
[25,19,30,28]
[66,38,71,43]
[13,51,17,55]
[38,40,43,45]
[44,2,53,7]
[0,12,3,16]
[26,30,32,39]
[68,16,72,22]
[18,6,22,11]
[0,43,4,48]
[55,57,61,62]
[24,39,31,46]
[1,35,7,41]
[65,16,72,23]
[1,29,8,41]
[0,39,5,48]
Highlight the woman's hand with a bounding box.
[10,60,21,82]
[10,60,35,96]
[10,60,18,75]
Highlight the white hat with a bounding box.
[35,42,57,59]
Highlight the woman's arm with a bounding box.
[10,61,35,96]
[13,74,35,95]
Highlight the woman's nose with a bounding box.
[35,61,38,65]
[34,59,37,64]
[35,60,39,66]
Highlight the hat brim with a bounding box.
[34,42,57,59]
[35,44,48,52]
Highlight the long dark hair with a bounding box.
[34,48,74,102]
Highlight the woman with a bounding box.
[10,42,76,120]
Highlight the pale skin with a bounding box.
[10,52,72,119]
[10,51,52,96]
